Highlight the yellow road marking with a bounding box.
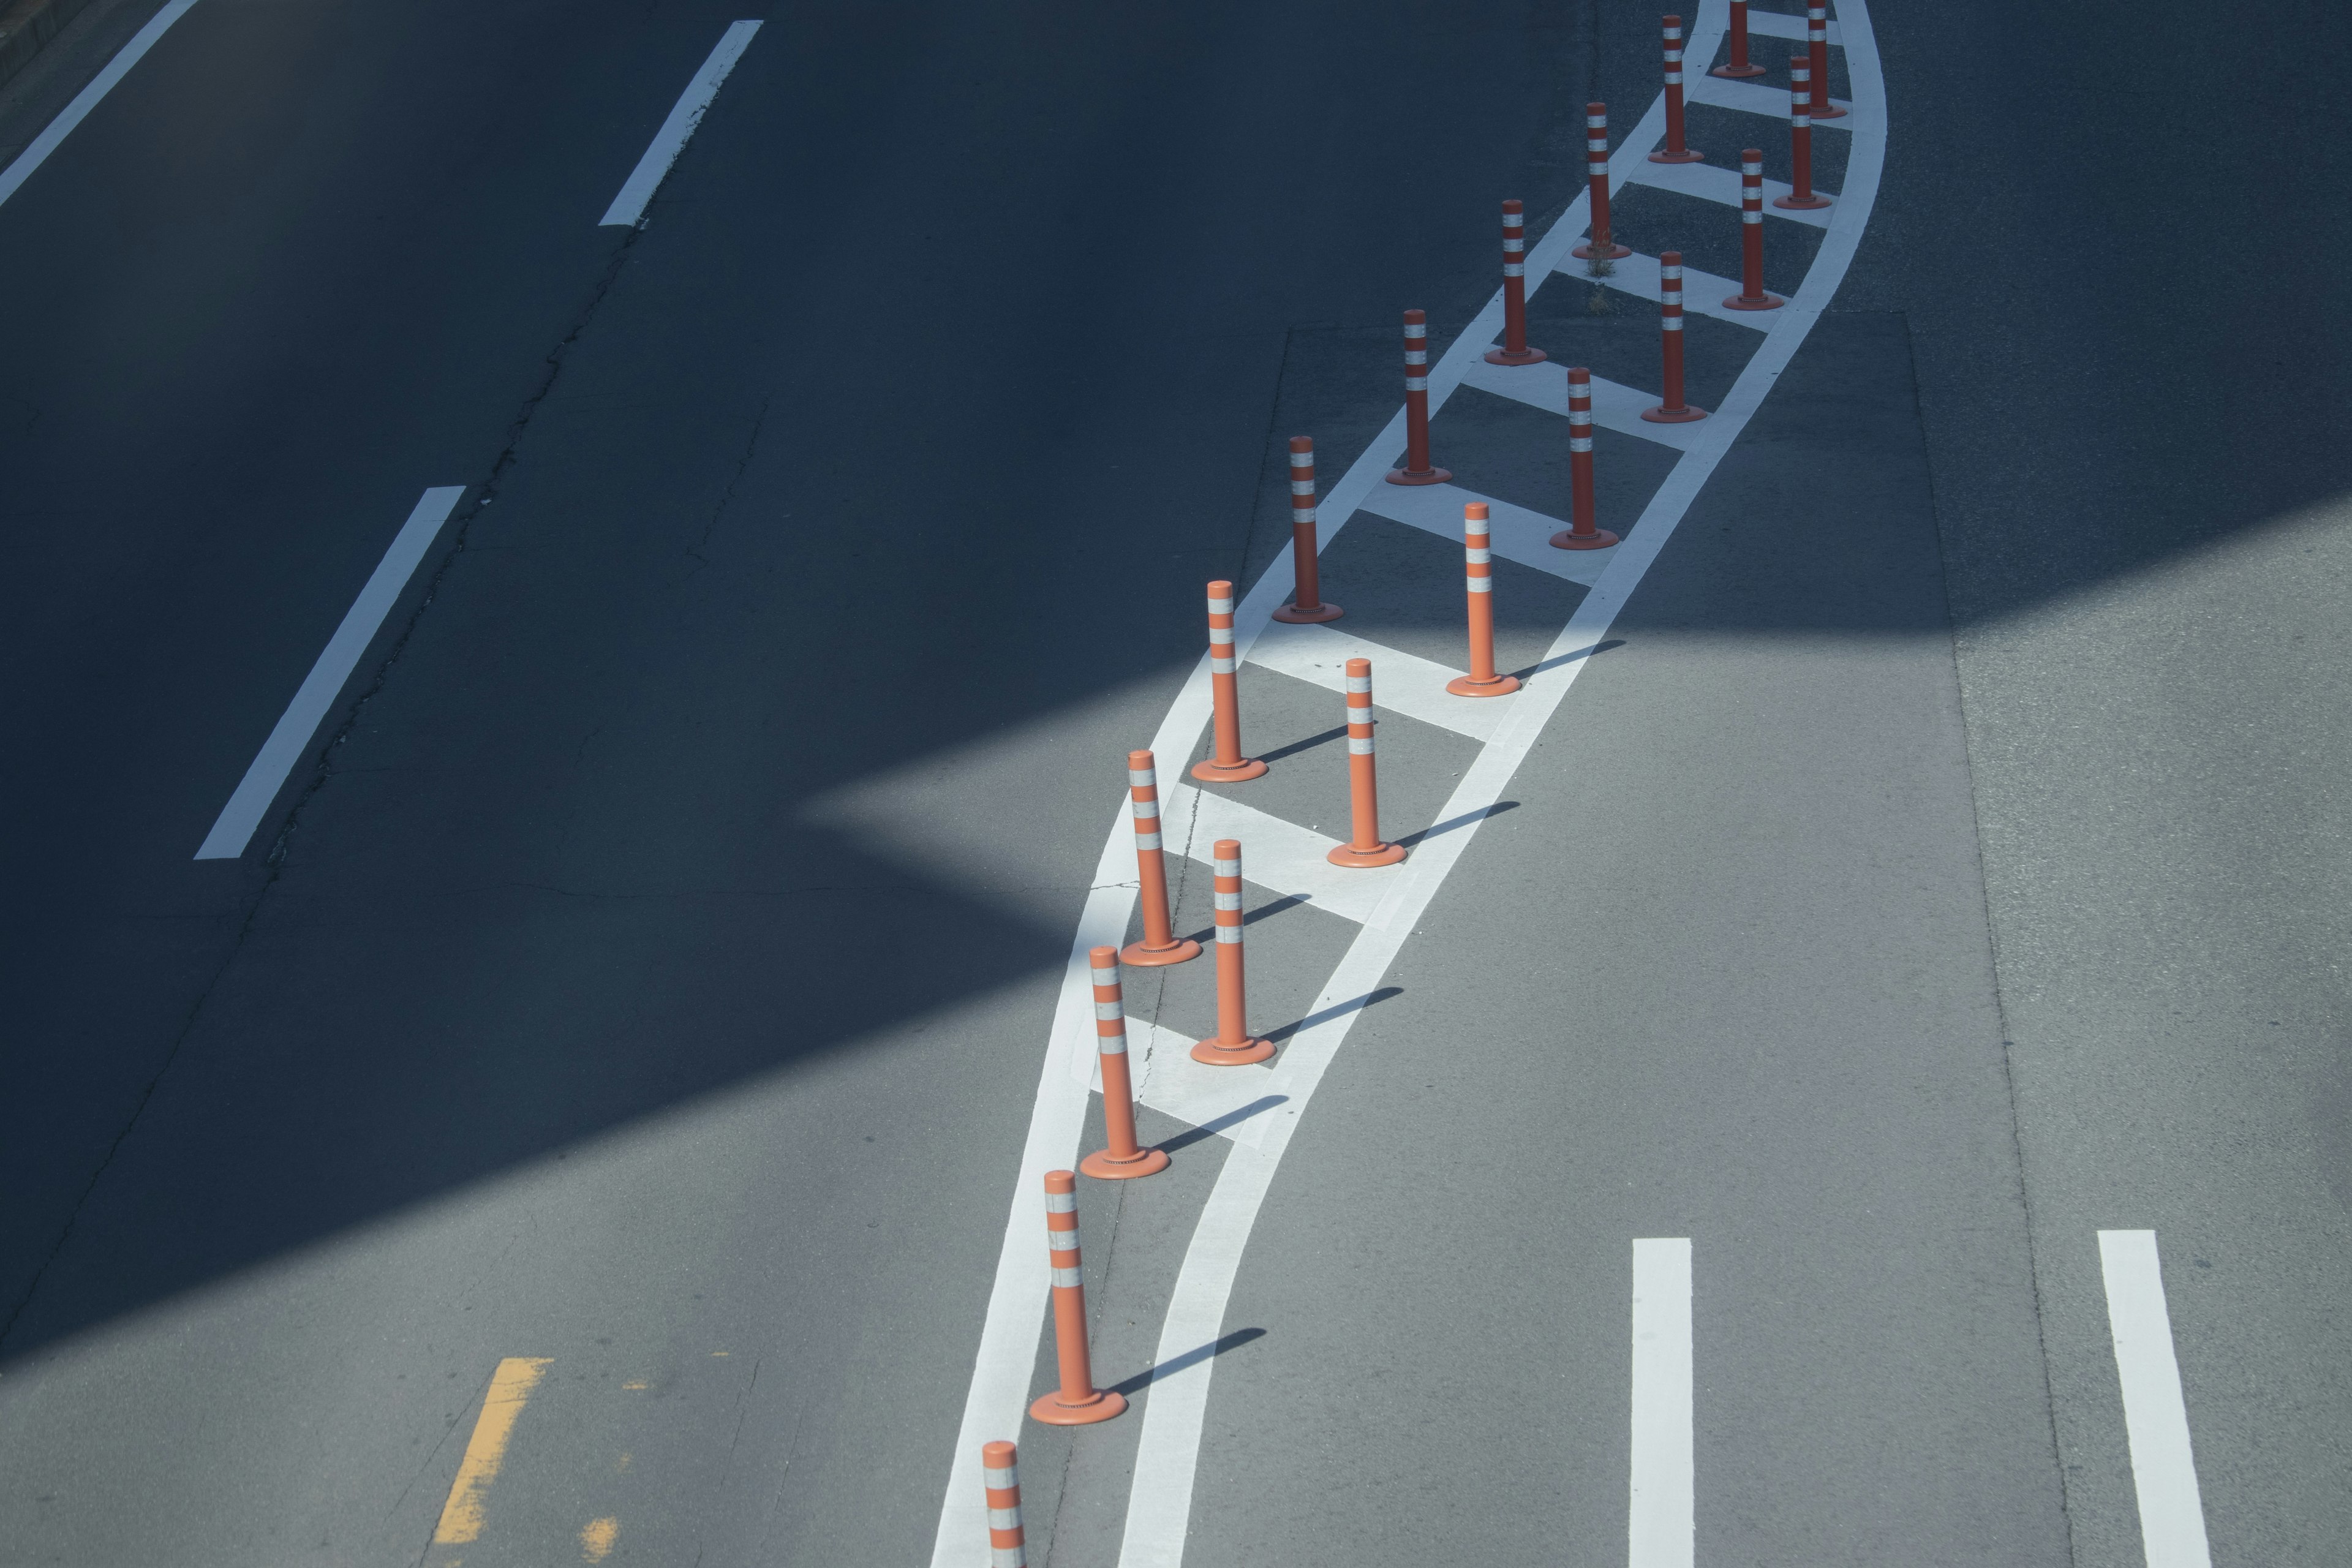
[580,1517,620,1562]
[432,1357,554,1545]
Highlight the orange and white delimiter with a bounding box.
[1120,749,1199,967]
[1191,839,1274,1065]
[982,1441,1026,1568]
[1448,503,1520,697]
[1028,1170,1125,1425]
[1327,659,1407,867]
[1078,946,1169,1180]
[1192,581,1267,782]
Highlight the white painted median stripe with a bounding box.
[0,0,205,212]
[194,487,466,861]
[1630,1239,1695,1568]
[930,2,1885,1561]
[599,20,762,228]
[2098,1230,2215,1568]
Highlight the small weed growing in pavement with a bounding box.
[1586,285,1612,314]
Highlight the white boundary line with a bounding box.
[1630,1238,1695,1568]
[598,20,762,228]
[194,487,466,860]
[927,4,1886,1562]
[0,0,205,212]
[2098,1230,2215,1568]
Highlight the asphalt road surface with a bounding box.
[0,2,2343,1566]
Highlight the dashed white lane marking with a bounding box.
[1684,73,1853,124]
[1625,157,1837,227]
[1247,620,1505,741]
[929,4,1886,1562]
[1630,1238,1696,1568]
[598,20,762,228]
[2098,1231,2216,1568]
[1359,483,1615,586]
[0,0,205,212]
[1458,358,1711,450]
[195,487,466,861]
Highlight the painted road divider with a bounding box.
[1078,948,1169,1180]
[1030,1170,1126,1425]
[1448,503,1521,698]
[1385,311,1451,486]
[1271,437,1342,624]
[1485,201,1548,367]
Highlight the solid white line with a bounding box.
[2098,1231,2216,1568]
[1246,620,1504,741]
[1630,1238,1695,1568]
[598,20,761,228]
[194,487,466,860]
[0,0,205,212]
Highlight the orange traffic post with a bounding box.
[982,1442,1027,1568]
[1192,580,1267,783]
[1120,750,1200,967]
[1191,839,1275,1065]
[1572,103,1632,262]
[1774,58,1833,211]
[1806,2,1845,119]
[1649,15,1704,165]
[1713,0,1767,77]
[1384,310,1451,486]
[1484,200,1547,367]
[1079,947,1169,1180]
[1272,437,1341,623]
[1029,1170,1126,1425]
[1329,660,1407,867]
[1641,251,1708,424]
[1448,503,1520,697]
[1551,368,1621,551]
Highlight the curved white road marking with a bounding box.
[2098,1231,2215,1568]
[928,4,1887,1563]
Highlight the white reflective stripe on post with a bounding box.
[1290,479,1315,494]
[1047,1230,1079,1254]
[1207,595,1234,614]
[1466,546,1491,562]
[1570,437,1594,452]
[1663,318,1683,331]
[1214,925,1242,944]
[1502,263,1525,277]
[988,1507,1022,1529]
[1132,832,1162,850]
[1050,1267,1082,1287]
[1405,377,1428,391]
[1348,736,1374,755]
[1093,1001,1124,1021]
[1467,576,1493,593]
[1209,657,1236,674]
[1128,767,1156,786]
[1131,798,1159,819]
[1214,856,1240,875]
[1213,892,1242,911]
[1043,1189,1076,1213]
[1346,675,1371,693]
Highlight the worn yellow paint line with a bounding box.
[432,1357,554,1545]
[580,1517,620,1562]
